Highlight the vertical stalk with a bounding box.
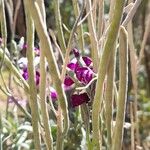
[36,0,53,149]
[97,0,104,40]
[105,45,116,149]
[0,0,7,46]
[72,0,84,51]
[92,0,125,148]
[25,0,69,141]
[130,102,135,150]
[53,0,66,55]
[24,1,41,149]
[40,51,53,150]
[127,0,140,144]
[0,113,2,150]
[92,0,97,30]
[0,0,8,90]
[112,26,128,150]
[56,106,63,150]
[86,0,99,71]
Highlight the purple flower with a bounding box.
[22,67,40,86]
[71,92,90,107]
[67,55,94,85]
[50,87,57,101]
[75,67,93,84]
[73,48,80,58]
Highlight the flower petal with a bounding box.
[64,76,74,86]
[75,67,93,84]
[67,58,78,71]
[82,56,92,66]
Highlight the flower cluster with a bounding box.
[63,48,95,107]
[20,46,95,108]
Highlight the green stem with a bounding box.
[24,1,41,149]
[40,51,54,149]
[54,0,66,55]
[36,0,53,149]
[105,45,116,149]
[112,26,128,150]
[0,0,8,92]
[56,106,63,150]
[92,0,125,148]
[26,0,69,137]
[0,113,2,150]
[97,0,104,40]
[39,52,53,150]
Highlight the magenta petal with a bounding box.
[50,87,58,101]
[67,58,78,71]
[71,93,90,107]
[22,68,28,80]
[75,67,93,84]
[64,76,74,86]
[82,56,92,66]
[75,67,87,82]
[67,63,77,71]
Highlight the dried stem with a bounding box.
[92,0,125,148]
[13,0,21,34]
[127,4,140,144]
[105,45,116,149]
[0,0,8,92]
[25,0,69,140]
[122,0,142,27]
[36,0,53,149]
[130,102,135,150]
[112,26,128,150]
[97,0,104,40]
[56,106,63,150]
[138,13,150,64]
[24,1,41,149]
